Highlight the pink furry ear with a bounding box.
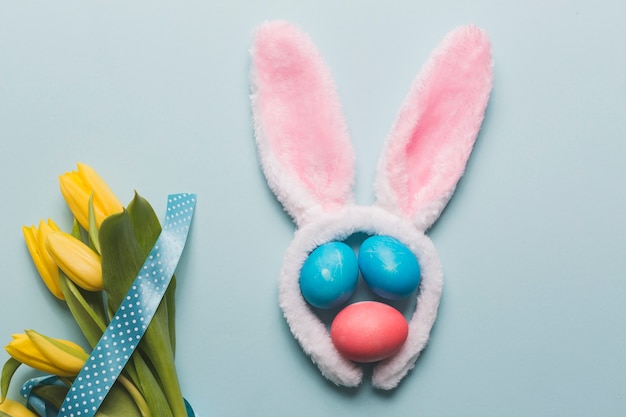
[375,26,493,230]
[251,21,355,225]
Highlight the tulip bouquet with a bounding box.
[0,164,195,417]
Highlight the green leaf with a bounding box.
[99,209,144,317]
[125,194,185,413]
[100,199,186,417]
[88,194,101,254]
[0,358,20,403]
[58,271,107,348]
[127,193,177,354]
[71,219,81,240]
[98,382,144,417]
[126,192,161,255]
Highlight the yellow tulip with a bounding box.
[0,398,37,417]
[45,231,103,291]
[22,219,64,300]
[5,331,88,378]
[59,163,123,230]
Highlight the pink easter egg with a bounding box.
[330,301,408,363]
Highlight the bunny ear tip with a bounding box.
[448,24,492,48]
[252,20,313,63]
[254,20,303,41]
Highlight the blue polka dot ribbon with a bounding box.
[57,193,197,417]
[21,375,66,416]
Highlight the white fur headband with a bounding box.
[250,20,493,389]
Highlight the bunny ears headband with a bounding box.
[250,21,493,389]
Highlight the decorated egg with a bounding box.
[299,241,358,309]
[358,235,421,300]
[330,301,408,362]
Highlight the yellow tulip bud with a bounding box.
[0,398,38,417]
[25,330,88,374]
[22,219,64,300]
[45,231,103,291]
[59,163,123,230]
[5,331,88,378]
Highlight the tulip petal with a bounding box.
[77,163,123,219]
[36,221,57,278]
[37,221,63,299]
[22,225,64,300]
[0,398,37,417]
[59,172,91,229]
[45,232,103,292]
[59,170,110,230]
[5,337,67,377]
[7,335,39,357]
[22,226,52,287]
[25,331,87,376]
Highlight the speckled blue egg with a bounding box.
[358,235,420,300]
[300,241,358,309]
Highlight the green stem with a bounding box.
[140,339,186,417]
[156,354,186,417]
[133,352,173,417]
[118,375,152,417]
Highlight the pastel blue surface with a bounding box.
[1,1,625,417]
[300,242,358,309]
[358,235,421,300]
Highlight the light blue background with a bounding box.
[1,1,625,416]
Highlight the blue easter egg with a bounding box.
[300,241,358,309]
[358,235,421,300]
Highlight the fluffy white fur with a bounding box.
[278,206,442,388]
